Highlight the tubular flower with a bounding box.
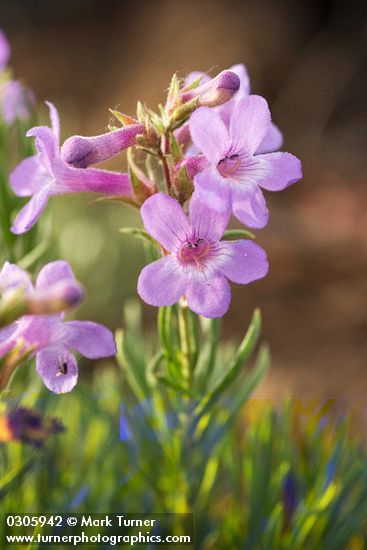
[60,123,145,168]
[181,70,240,108]
[184,64,283,154]
[137,193,268,318]
[9,102,134,234]
[0,261,116,393]
[189,96,302,228]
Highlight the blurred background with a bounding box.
[1,0,367,401]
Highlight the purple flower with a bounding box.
[181,70,240,108]
[184,64,283,155]
[137,193,268,318]
[60,123,145,168]
[1,80,34,125]
[0,28,10,71]
[188,96,302,228]
[9,102,134,234]
[0,261,116,393]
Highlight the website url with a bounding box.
[6,532,191,546]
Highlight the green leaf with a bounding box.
[119,227,160,248]
[222,229,255,240]
[191,309,262,424]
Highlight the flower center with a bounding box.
[178,238,211,266]
[217,153,241,178]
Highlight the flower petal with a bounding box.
[26,126,59,172]
[9,155,47,197]
[60,124,145,168]
[36,345,78,393]
[229,95,271,155]
[61,320,116,359]
[138,256,187,307]
[256,122,283,154]
[11,187,50,235]
[35,260,84,309]
[36,261,77,290]
[45,101,60,141]
[194,168,232,214]
[189,107,230,163]
[217,240,269,284]
[52,161,134,198]
[189,191,230,241]
[0,262,34,297]
[253,152,302,191]
[230,63,251,96]
[232,185,269,228]
[140,193,190,252]
[186,274,231,318]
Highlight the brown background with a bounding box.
[1,0,367,400]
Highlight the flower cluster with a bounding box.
[0,261,116,393]
[9,63,301,319]
[3,21,302,392]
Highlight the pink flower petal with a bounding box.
[189,107,230,163]
[189,191,230,241]
[140,193,190,252]
[61,320,116,359]
[217,240,269,284]
[138,256,187,307]
[11,187,50,235]
[229,95,271,155]
[186,274,231,318]
[232,185,269,229]
[36,345,78,393]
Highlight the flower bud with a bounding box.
[181,70,240,108]
[61,124,145,168]
[176,155,209,180]
[29,280,84,315]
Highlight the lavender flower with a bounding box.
[1,79,34,125]
[188,96,302,228]
[184,64,283,154]
[10,102,134,234]
[181,70,240,108]
[0,406,64,448]
[137,193,268,318]
[60,123,145,168]
[0,28,10,71]
[0,261,116,393]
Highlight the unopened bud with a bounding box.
[181,70,240,108]
[61,124,145,168]
[176,155,209,180]
[29,281,84,315]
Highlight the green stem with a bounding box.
[178,304,192,388]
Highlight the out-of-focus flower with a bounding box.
[181,70,240,108]
[60,123,145,168]
[0,261,116,393]
[10,102,135,234]
[137,193,268,318]
[282,470,298,530]
[0,406,64,448]
[188,96,302,228]
[0,28,10,71]
[0,80,34,125]
[0,261,83,327]
[183,64,283,155]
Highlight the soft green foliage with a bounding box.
[2,303,367,549]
